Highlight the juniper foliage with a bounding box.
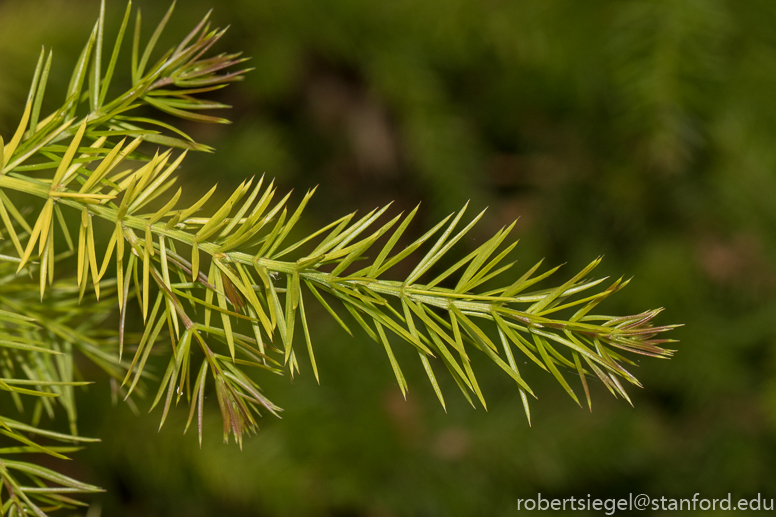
[0,2,677,515]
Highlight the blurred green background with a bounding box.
[2,0,776,515]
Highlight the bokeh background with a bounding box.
[2,0,776,515]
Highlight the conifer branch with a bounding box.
[0,248,119,516]
[0,2,680,513]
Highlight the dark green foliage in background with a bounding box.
[0,0,774,516]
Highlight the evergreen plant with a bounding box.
[0,2,678,515]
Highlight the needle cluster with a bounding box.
[0,2,678,515]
